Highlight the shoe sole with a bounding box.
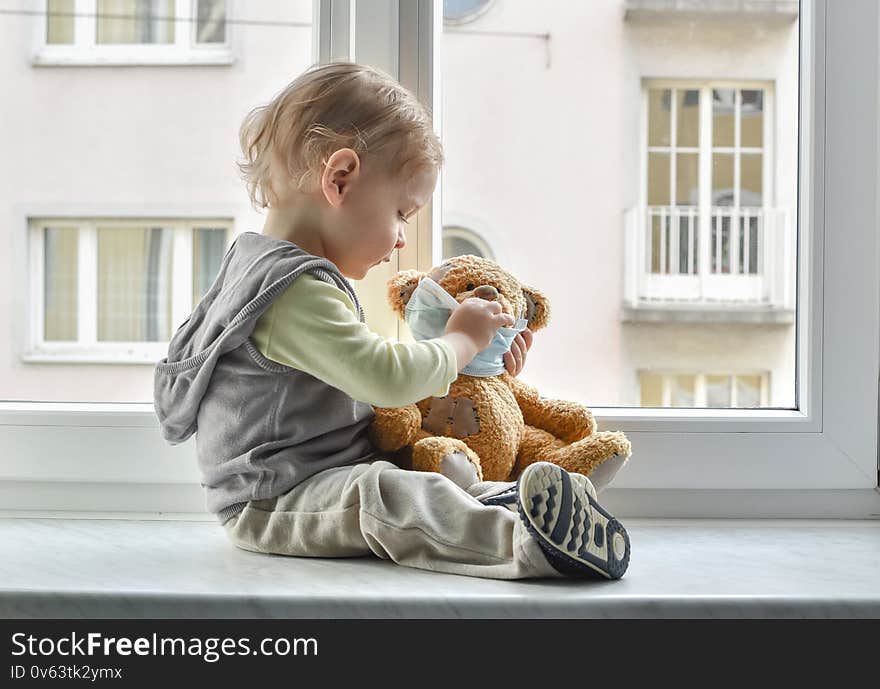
[518,462,630,580]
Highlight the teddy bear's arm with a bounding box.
[502,373,597,443]
[367,405,422,452]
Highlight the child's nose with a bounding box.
[396,230,406,250]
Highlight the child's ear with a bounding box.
[521,283,550,331]
[321,148,360,207]
[387,270,427,319]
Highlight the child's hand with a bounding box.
[444,297,515,354]
[504,327,533,377]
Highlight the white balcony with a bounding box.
[623,205,795,323]
[624,0,799,22]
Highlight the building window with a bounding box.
[646,82,769,277]
[639,371,769,408]
[443,0,495,26]
[94,0,176,45]
[442,226,495,260]
[195,0,226,43]
[39,0,232,65]
[624,80,792,313]
[28,218,231,363]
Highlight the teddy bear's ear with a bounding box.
[521,284,550,331]
[387,270,426,319]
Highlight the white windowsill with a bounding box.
[20,352,164,365]
[2,517,878,618]
[32,51,235,67]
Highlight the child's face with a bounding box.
[323,152,437,280]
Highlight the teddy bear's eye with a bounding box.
[466,283,476,291]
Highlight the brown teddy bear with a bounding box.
[367,254,632,489]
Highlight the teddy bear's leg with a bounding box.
[512,426,631,483]
[511,425,567,478]
[411,436,484,490]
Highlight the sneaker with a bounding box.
[479,485,519,511]
[517,462,630,580]
[479,454,627,511]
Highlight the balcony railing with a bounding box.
[623,205,794,318]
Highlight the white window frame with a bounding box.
[628,80,796,312]
[24,217,231,364]
[639,371,771,408]
[32,0,235,66]
[1,0,878,519]
[643,82,773,212]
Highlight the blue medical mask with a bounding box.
[404,277,529,378]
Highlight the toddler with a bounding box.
[153,62,630,580]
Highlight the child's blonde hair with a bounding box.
[236,62,443,211]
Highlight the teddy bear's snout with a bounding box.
[472,285,499,301]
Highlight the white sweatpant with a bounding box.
[222,459,563,580]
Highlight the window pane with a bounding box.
[97,227,173,342]
[648,89,671,147]
[706,374,731,407]
[47,0,75,44]
[96,0,175,45]
[196,0,226,44]
[192,228,227,308]
[670,375,695,407]
[712,153,735,206]
[442,4,798,408]
[647,153,670,205]
[443,235,485,260]
[676,89,699,148]
[639,372,664,406]
[43,228,78,342]
[676,153,698,206]
[9,2,311,402]
[444,0,494,24]
[736,375,763,408]
[740,89,764,148]
[713,88,735,147]
[741,153,763,206]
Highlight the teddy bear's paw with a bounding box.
[412,436,484,488]
[439,451,481,490]
[588,453,630,495]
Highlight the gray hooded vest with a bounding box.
[153,231,380,524]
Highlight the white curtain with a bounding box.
[97,226,172,342]
[96,0,175,44]
[43,227,79,341]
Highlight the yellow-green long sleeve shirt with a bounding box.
[250,272,458,408]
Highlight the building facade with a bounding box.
[1,0,799,409]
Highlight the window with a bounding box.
[629,82,791,311]
[27,218,230,363]
[443,0,494,26]
[443,6,798,408]
[640,371,769,408]
[38,0,233,65]
[442,226,494,261]
[2,1,877,519]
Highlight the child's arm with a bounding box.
[251,273,460,408]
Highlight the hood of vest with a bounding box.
[152,232,363,446]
